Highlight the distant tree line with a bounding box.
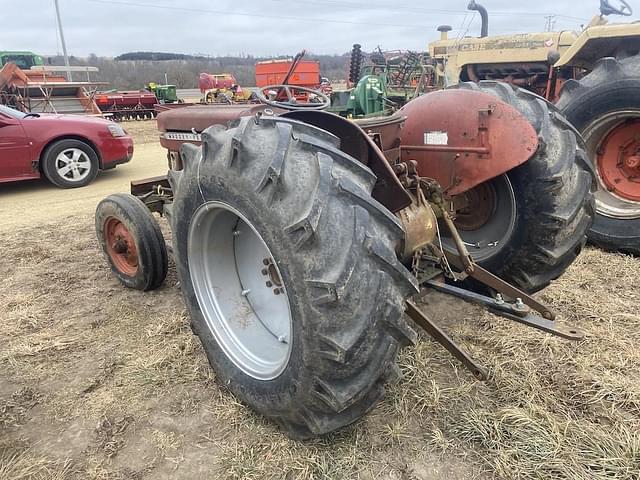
[44,52,350,90]
[114,52,208,62]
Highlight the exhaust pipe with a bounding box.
[468,0,489,37]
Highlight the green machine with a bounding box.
[147,82,179,104]
[329,74,389,118]
[0,51,44,69]
[330,46,434,118]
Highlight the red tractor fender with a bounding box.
[398,89,539,196]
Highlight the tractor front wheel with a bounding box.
[96,193,168,291]
[169,116,418,439]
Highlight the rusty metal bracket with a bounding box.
[130,175,173,214]
[424,281,584,341]
[406,300,488,380]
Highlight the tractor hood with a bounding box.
[428,31,578,86]
[156,104,281,133]
[555,22,640,69]
[429,31,578,64]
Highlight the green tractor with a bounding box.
[0,51,44,70]
[146,82,179,104]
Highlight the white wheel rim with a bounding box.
[188,201,293,380]
[55,148,92,183]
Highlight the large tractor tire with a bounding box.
[168,116,418,439]
[556,56,640,255]
[448,81,595,293]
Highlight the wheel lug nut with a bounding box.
[274,289,281,295]
[261,268,268,275]
[263,258,270,265]
[266,281,273,288]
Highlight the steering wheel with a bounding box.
[601,0,633,16]
[254,84,330,111]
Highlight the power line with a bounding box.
[455,12,471,43]
[87,0,451,30]
[269,0,590,22]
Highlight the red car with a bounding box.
[0,105,134,188]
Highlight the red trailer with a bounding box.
[255,51,332,101]
[255,59,322,88]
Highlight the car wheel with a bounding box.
[42,139,99,188]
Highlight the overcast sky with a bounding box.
[1,0,637,57]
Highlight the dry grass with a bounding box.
[0,209,639,479]
[119,120,160,145]
[0,450,73,480]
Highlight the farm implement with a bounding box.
[95,90,158,121]
[0,63,104,115]
[96,70,594,438]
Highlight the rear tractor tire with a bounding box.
[96,193,168,291]
[169,116,418,439]
[446,81,595,293]
[556,56,640,255]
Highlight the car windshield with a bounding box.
[0,105,27,119]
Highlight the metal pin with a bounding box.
[233,230,241,236]
[241,289,251,296]
[495,293,504,304]
[278,335,288,343]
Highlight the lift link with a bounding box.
[405,300,488,380]
[423,280,584,341]
[444,253,557,321]
[428,182,558,322]
[404,179,585,379]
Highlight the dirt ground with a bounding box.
[1,121,639,479]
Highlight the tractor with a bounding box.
[145,82,180,104]
[0,51,44,70]
[198,73,250,104]
[427,0,640,255]
[95,65,594,438]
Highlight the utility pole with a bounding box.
[54,0,72,81]
[544,15,556,32]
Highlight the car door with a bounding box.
[0,112,32,182]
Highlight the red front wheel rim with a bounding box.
[104,217,139,276]
[597,119,640,202]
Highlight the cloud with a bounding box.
[0,0,631,57]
